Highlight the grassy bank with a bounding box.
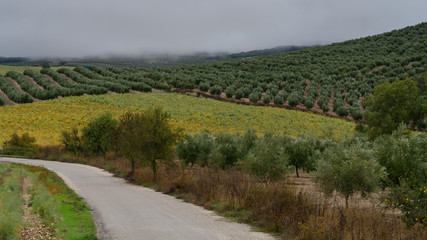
[0,162,97,240]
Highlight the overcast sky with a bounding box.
[0,0,426,58]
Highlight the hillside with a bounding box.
[0,23,425,120]
[0,93,355,145]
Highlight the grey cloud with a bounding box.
[0,0,426,57]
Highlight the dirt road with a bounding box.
[0,158,276,240]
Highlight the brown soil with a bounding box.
[59,74,76,83]
[6,77,39,102]
[43,74,62,87]
[25,76,44,90]
[20,177,57,240]
[286,172,392,212]
[0,88,17,105]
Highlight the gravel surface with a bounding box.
[0,158,277,240]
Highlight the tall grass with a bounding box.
[0,164,24,240]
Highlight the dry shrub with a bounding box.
[33,150,427,240]
[297,205,427,240]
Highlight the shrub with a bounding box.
[209,85,222,95]
[349,106,363,120]
[273,95,284,105]
[249,93,260,103]
[315,140,385,208]
[303,96,315,108]
[241,133,290,182]
[210,133,242,169]
[263,94,271,104]
[81,113,118,156]
[288,92,302,107]
[336,106,348,117]
[61,127,83,155]
[235,89,244,99]
[176,132,214,167]
[225,87,235,98]
[3,132,38,155]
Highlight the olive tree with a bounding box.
[116,107,182,181]
[314,140,385,208]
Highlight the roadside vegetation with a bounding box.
[0,22,426,239]
[8,88,422,239]
[0,163,97,240]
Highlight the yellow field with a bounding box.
[0,65,73,75]
[0,93,355,145]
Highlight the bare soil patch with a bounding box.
[0,88,17,105]
[25,75,44,90]
[20,177,57,240]
[43,74,62,87]
[6,77,39,101]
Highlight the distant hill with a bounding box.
[0,23,425,121]
[0,45,314,68]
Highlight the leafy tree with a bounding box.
[116,108,182,181]
[336,106,348,117]
[284,136,317,177]
[315,140,385,208]
[176,132,214,167]
[374,124,426,186]
[61,127,83,155]
[210,133,242,169]
[241,133,290,183]
[81,113,118,156]
[363,79,425,139]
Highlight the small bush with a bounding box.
[176,132,214,167]
[199,82,210,92]
[3,132,38,155]
[235,89,244,99]
[336,106,349,117]
[263,95,271,104]
[209,85,222,95]
[210,133,242,169]
[350,106,363,120]
[273,95,284,105]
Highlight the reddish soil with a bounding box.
[43,74,62,87]
[25,75,44,90]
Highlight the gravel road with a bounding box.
[0,158,277,240]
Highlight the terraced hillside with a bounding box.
[0,23,425,120]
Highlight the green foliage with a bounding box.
[81,113,118,156]
[0,165,24,240]
[176,132,214,167]
[61,127,83,155]
[3,132,38,154]
[315,139,385,207]
[349,106,363,120]
[374,125,427,186]
[0,75,33,103]
[336,106,348,117]
[210,133,242,169]
[0,95,4,105]
[284,135,318,177]
[241,133,290,182]
[116,107,182,181]
[364,79,425,139]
